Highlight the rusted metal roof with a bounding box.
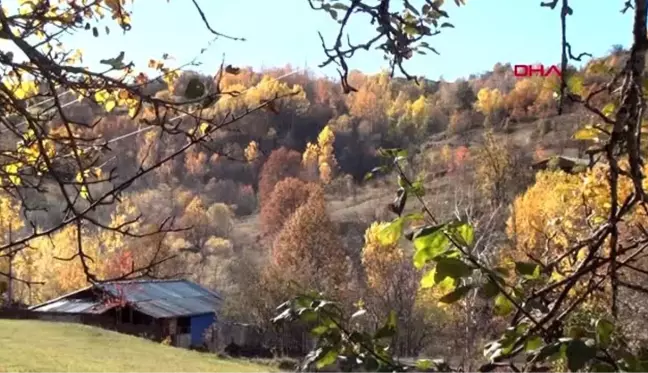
[30,279,222,319]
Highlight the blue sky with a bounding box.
[3,0,635,81]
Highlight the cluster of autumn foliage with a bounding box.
[2,43,645,364]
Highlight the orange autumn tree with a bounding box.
[270,185,351,296]
[258,147,303,204]
[260,177,319,238]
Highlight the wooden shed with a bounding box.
[29,279,222,349]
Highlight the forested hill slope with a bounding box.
[2,45,639,366]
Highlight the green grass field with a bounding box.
[0,319,279,372]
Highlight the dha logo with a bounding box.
[513,64,561,78]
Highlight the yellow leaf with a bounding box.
[602,102,616,118]
[4,163,18,175]
[573,126,600,141]
[104,100,116,112]
[14,87,26,100]
[94,90,108,102]
[128,106,137,118]
[80,185,89,200]
[199,122,209,135]
[9,175,21,185]
[23,129,35,141]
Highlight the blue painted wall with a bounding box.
[190,313,216,346]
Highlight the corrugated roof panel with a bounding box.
[135,300,176,318]
[99,279,222,318]
[34,299,103,314]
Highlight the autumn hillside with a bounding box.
[2,44,642,367]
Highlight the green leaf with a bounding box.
[311,325,329,336]
[525,336,543,352]
[515,261,541,279]
[494,293,514,316]
[420,268,437,288]
[591,362,615,372]
[374,310,397,339]
[330,2,349,10]
[403,1,420,15]
[184,77,206,99]
[316,348,339,369]
[421,44,440,55]
[567,326,587,339]
[565,339,596,372]
[99,51,126,69]
[532,343,563,363]
[435,258,473,282]
[449,221,474,246]
[378,218,404,246]
[438,284,473,304]
[298,309,318,322]
[411,225,450,269]
[567,74,584,96]
[478,278,500,299]
[421,267,456,290]
[415,359,432,371]
[363,357,379,371]
[595,318,614,347]
[405,177,426,197]
[440,22,454,28]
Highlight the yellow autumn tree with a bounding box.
[474,131,515,205]
[0,193,25,300]
[505,77,542,120]
[362,222,406,291]
[409,95,431,131]
[386,92,410,121]
[12,225,96,303]
[474,88,505,126]
[302,125,338,184]
[348,71,391,125]
[361,222,454,356]
[244,141,259,162]
[317,125,337,184]
[505,161,648,307]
